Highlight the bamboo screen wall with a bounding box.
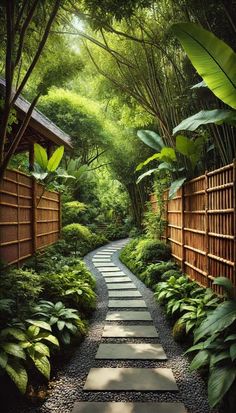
[0,169,61,266]
[150,162,236,290]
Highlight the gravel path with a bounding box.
[4,240,217,413]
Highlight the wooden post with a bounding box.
[181,184,185,273]
[233,160,236,289]
[17,172,20,268]
[29,144,35,171]
[32,178,37,254]
[205,170,210,286]
[58,192,62,236]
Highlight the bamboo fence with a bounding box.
[0,169,61,266]
[150,162,236,291]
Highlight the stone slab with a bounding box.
[105,277,131,283]
[108,300,147,308]
[102,324,157,337]
[108,290,142,298]
[101,272,126,277]
[83,368,178,391]
[94,251,113,257]
[106,311,152,321]
[99,268,123,272]
[107,283,136,290]
[94,263,116,267]
[72,402,186,413]
[92,259,112,262]
[96,343,166,360]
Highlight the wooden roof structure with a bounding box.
[0,78,73,154]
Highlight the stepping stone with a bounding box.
[83,368,178,391]
[96,267,120,272]
[101,272,126,277]
[72,402,186,413]
[102,324,158,337]
[105,277,131,283]
[94,252,113,257]
[94,263,116,267]
[107,283,136,290]
[96,343,166,360]
[106,311,152,321]
[108,299,147,308]
[102,249,117,252]
[108,290,142,298]
[92,259,112,262]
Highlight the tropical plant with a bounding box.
[32,300,86,345]
[172,23,236,164]
[32,143,74,189]
[0,321,58,394]
[186,277,236,408]
[154,275,199,314]
[136,130,205,198]
[178,289,220,334]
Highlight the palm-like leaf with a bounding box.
[172,23,236,108]
[173,109,236,134]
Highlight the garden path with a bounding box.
[71,241,214,413]
[11,240,214,413]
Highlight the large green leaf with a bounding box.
[34,144,48,170]
[0,351,8,368]
[172,23,236,109]
[32,355,51,380]
[137,130,165,151]
[1,343,26,360]
[213,277,234,298]
[194,301,236,342]
[190,350,210,370]
[34,342,50,357]
[5,360,28,394]
[173,109,236,134]
[168,177,186,199]
[176,135,195,156]
[136,153,160,171]
[136,168,158,184]
[26,319,51,332]
[35,332,59,347]
[208,366,236,407]
[47,146,64,172]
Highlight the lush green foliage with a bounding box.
[185,278,236,408]
[0,242,96,395]
[120,238,172,283]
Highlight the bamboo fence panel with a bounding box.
[0,169,61,266]
[150,162,236,290]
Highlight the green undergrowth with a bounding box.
[120,238,236,410]
[0,240,97,401]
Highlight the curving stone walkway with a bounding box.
[8,240,216,413]
[71,241,214,413]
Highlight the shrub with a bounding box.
[142,261,178,288]
[32,300,87,345]
[62,201,87,225]
[161,269,182,281]
[185,277,236,410]
[0,269,43,315]
[104,223,128,240]
[135,239,171,264]
[62,223,93,254]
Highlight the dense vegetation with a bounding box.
[120,238,236,411]
[1,0,236,411]
[0,239,97,400]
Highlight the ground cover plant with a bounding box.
[120,238,235,411]
[0,242,96,400]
